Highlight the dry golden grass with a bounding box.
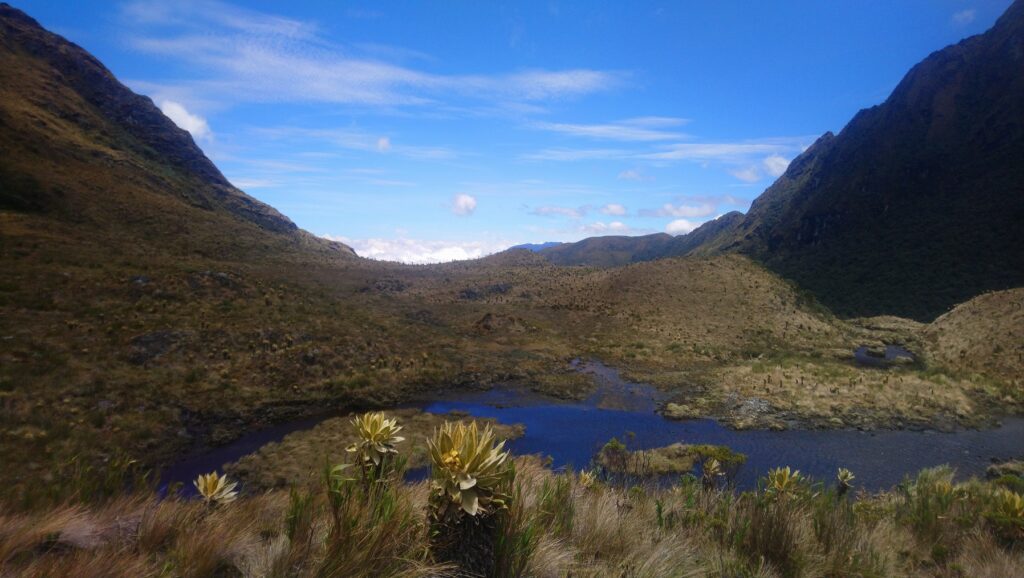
[1,457,1022,577]
[924,287,1024,385]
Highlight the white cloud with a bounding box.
[531,205,585,218]
[254,126,458,160]
[526,136,814,165]
[762,154,790,177]
[158,100,212,140]
[123,0,316,38]
[730,166,762,183]
[952,9,976,25]
[617,169,654,181]
[600,203,627,216]
[452,193,477,216]
[229,178,275,189]
[533,116,689,141]
[523,148,632,161]
[324,235,508,263]
[665,219,698,235]
[639,202,716,218]
[581,221,630,235]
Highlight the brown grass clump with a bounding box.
[1,458,1023,577]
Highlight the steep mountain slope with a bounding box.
[526,2,1024,321]
[0,3,354,261]
[692,1,1024,320]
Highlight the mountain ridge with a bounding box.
[0,2,356,257]
[517,1,1024,321]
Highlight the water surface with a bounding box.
[421,361,1023,490]
[165,360,1024,493]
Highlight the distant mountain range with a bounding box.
[508,242,564,252]
[517,0,1024,321]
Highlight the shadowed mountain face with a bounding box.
[0,3,354,258]
[706,0,1024,321]
[528,1,1024,321]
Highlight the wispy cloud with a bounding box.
[951,8,976,25]
[639,202,716,218]
[122,1,622,109]
[581,221,631,235]
[728,153,793,183]
[617,169,654,181]
[524,137,812,171]
[730,166,762,183]
[522,148,633,161]
[600,203,627,216]
[532,116,689,141]
[229,177,276,189]
[251,126,459,160]
[762,154,790,177]
[530,205,587,218]
[639,142,790,163]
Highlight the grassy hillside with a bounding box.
[923,287,1024,384]
[691,1,1024,321]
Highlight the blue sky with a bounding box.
[16,0,1012,262]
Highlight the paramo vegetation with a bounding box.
[1,411,1022,577]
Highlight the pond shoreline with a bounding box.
[162,359,1024,493]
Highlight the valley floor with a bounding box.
[2,235,1023,504]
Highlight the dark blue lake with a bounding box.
[420,361,1024,490]
[165,361,1024,493]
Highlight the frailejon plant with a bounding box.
[346,411,405,484]
[986,488,1024,546]
[702,458,724,491]
[193,471,238,505]
[764,466,804,500]
[837,467,855,496]
[427,421,514,576]
[578,469,597,490]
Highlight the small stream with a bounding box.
[164,360,1024,493]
